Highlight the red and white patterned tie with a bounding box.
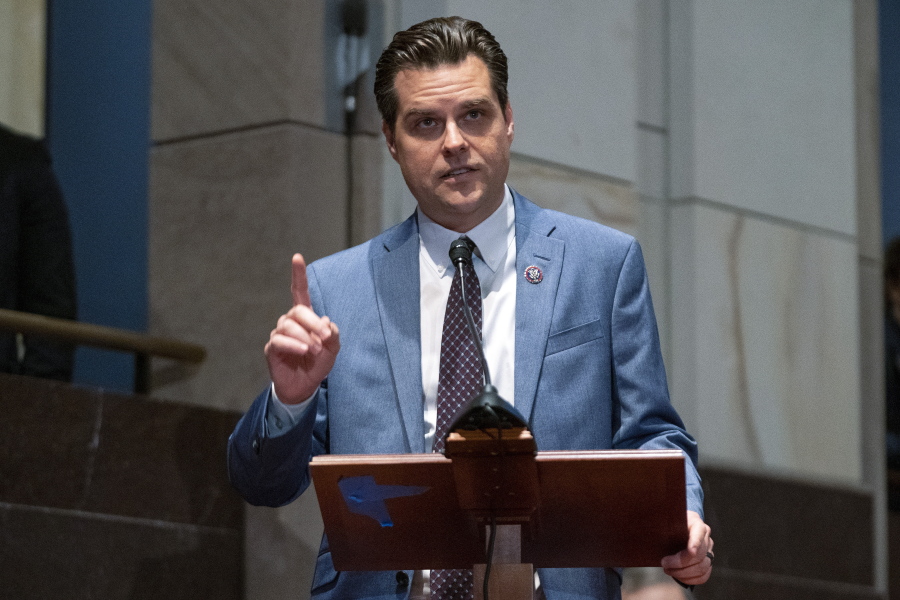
[431,252,482,600]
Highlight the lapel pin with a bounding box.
[524,265,543,284]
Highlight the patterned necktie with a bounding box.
[431,249,483,600]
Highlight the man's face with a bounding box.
[383,55,514,233]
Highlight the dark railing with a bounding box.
[0,308,206,393]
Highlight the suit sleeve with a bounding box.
[609,240,704,516]
[226,266,331,507]
[227,386,321,507]
[16,144,77,380]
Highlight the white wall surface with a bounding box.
[0,0,46,136]
[671,0,855,235]
[449,0,638,180]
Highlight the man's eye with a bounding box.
[467,110,481,119]
[419,118,435,128]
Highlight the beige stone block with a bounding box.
[858,259,885,487]
[855,0,882,262]
[152,0,326,140]
[0,0,46,136]
[636,0,666,129]
[507,153,638,237]
[148,124,347,411]
[671,0,856,235]
[349,132,384,246]
[856,258,888,590]
[637,194,671,367]
[245,486,323,600]
[670,201,862,484]
[636,126,666,200]
[451,0,638,180]
[380,148,419,232]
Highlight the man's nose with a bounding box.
[442,122,467,154]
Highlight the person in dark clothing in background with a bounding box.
[885,238,900,470]
[0,123,76,381]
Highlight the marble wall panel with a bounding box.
[861,259,889,594]
[447,0,638,181]
[350,133,386,245]
[636,0,667,129]
[0,373,244,600]
[380,143,419,232]
[1,505,242,600]
[148,124,348,411]
[859,259,885,486]
[671,201,861,483]
[638,194,671,367]
[694,573,880,600]
[152,0,326,141]
[636,126,667,202]
[699,466,874,587]
[0,373,242,528]
[245,486,324,600]
[855,0,883,262]
[392,0,447,31]
[670,0,856,236]
[507,153,638,237]
[0,0,45,136]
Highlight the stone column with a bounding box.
[149,1,383,595]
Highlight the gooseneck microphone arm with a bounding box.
[449,237,492,388]
[447,238,530,600]
[445,238,527,435]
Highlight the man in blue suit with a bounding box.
[228,16,713,599]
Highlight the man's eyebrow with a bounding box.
[462,97,493,109]
[400,97,495,121]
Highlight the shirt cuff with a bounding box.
[265,383,316,438]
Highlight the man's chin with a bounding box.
[428,194,503,231]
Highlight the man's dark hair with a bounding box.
[374,16,509,131]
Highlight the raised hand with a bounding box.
[264,254,340,404]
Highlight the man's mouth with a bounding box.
[441,166,476,179]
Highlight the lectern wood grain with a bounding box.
[311,449,687,571]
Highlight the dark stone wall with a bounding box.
[2,371,893,600]
[695,466,883,600]
[0,373,244,600]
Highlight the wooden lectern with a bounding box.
[311,427,687,599]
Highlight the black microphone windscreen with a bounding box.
[449,238,475,265]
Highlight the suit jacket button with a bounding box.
[252,439,260,453]
[395,571,409,587]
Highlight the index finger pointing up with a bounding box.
[291,253,311,308]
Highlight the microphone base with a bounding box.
[448,384,528,433]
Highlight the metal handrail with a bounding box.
[0,308,206,393]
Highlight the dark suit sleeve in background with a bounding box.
[0,125,77,381]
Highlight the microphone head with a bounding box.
[449,237,475,266]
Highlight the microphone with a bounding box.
[447,238,527,433]
[448,238,491,385]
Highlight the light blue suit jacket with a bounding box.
[228,190,702,600]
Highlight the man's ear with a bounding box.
[382,120,399,161]
[504,102,514,142]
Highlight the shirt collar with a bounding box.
[417,185,515,276]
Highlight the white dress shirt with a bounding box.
[266,186,525,597]
[416,185,517,449]
[266,185,518,441]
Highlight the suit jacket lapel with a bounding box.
[512,191,564,425]
[371,215,425,453]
